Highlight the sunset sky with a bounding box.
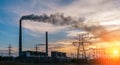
[0,0,120,56]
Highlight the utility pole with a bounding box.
[8,44,12,57]
[35,44,38,56]
[35,44,39,63]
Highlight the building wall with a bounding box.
[22,51,47,57]
[51,51,66,58]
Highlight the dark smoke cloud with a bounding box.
[21,14,50,22]
[20,13,117,41]
[20,13,84,26]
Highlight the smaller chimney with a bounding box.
[46,32,48,56]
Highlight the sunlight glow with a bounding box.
[113,49,119,56]
[110,48,120,58]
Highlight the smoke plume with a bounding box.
[20,13,82,26]
[20,13,118,42]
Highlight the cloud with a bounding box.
[44,39,77,54]
[59,0,120,17]
[4,0,120,19]
[7,0,62,16]
[22,20,68,35]
[100,29,120,41]
[66,30,85,37]
[5,0,120,27]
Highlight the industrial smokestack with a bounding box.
[19,19,22,57]
[46,32,48,56]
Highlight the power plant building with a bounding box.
[51,51,66,58]
[21,51,47,57]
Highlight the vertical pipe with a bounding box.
[46,32,48,56]
[19,19,22,57]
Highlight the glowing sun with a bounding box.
[113,49,119,55]
[109,48,120,58]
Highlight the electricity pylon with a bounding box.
[8,44,12,57]
[72,32,96,60]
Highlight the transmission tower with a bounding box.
[72,32,95,60]
[8,44,12,57]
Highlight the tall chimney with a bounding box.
[19,19,22,57]
[46,32,48,56]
